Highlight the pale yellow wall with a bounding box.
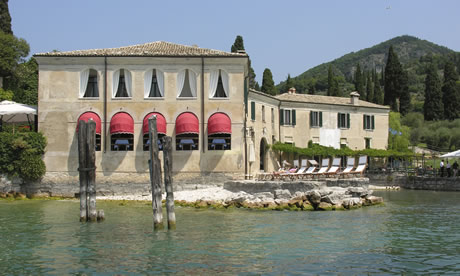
[37,56,247,177]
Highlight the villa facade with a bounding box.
[35,41,389,190]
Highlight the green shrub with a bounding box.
[0,131,47,181]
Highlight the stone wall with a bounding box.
[401,176,460,191]
[1,172,238,197]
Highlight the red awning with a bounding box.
[77,112,101,134]
[176,112,199,135]
[143,112,166,134]
[110,112,134,134]
[208,112,231,135]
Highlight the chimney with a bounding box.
[350,91,360,105]
[288,87,296,94]
[237,50,246,54]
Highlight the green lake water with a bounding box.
[1,190,460,275]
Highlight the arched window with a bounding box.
[77,112,102,151]
[144,69,164,98]
[175,112,199,151]
[177,69,197,98]
[110,112,134,151]
[80,69,99,98]
[113,69,132,98]
[143,112,166,151]
[207,113,231,150]
[209,69,229,98]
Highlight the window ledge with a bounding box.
[144,97,165,100]
[208,97,230,100]
[79,97,100,100]
[111,97,132,100]
[176,97,197,100]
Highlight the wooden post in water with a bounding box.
[163,136,176,229]
[148,116,164,230]
[86,120,97,222]
[78,120,88,222]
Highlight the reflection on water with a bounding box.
[1,190,459,274]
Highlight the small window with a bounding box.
[176,134,199,151]
[271,108,274,123]
[262,105,265,122]
[208,134,231,150]
[338,113,350,129]
[363,115,375,130]
[310,111,323,127]
[284,110,291,125]
[149,70,161,97]
[115,69,129,97]
[111,134,133,151]
[143,133,165,151]
[251,101,255,121]
[95,134,101,151]
[84,69,99,97]
[365,138,371,149]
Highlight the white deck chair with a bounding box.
[325,157,341,177]
[299,160,318,179]
[350,156,367,176]
[338,157,355,178]
[312,158,330,178]
[287,159,308,180]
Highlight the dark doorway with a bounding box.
[260,138,267,171]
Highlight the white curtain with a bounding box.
[124,69,132,97]
[221,70,230,97]
[144,69,153,98]
[189,70,197,97]
[80,69,90,98]
[156,69,164,97]
[112,69,120,97]
[209,69,219,98]
[176,69,186,97]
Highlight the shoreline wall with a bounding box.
[401,176,460,191]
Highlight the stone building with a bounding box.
[35,41,389,194]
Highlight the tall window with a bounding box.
[337,113,350,128]
[215,71,226,98]
[280,109,296,126]
[365,138,371,149]
[110,112,134,151]
[262,105,265,122]
[310,111,322,127]
[251,101,255,121]
[115,69,130,98]
[210,69,229,98]
[178,69,196,98]
[271,108,274,124]
[143,134,165,151]
[363,115,375,130]
[84,69,99,97]
[208,113,231,151]
[149,70,161,97]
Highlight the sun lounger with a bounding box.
[349,156,367,176]
[299,160,318,179]
[338,157,355,178]
[312,158,330,179]
[284,159,308,180]
[325,157,341,177]
[280,160,300,180]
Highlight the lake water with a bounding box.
[1,190,460,275]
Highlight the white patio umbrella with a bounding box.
[440,150,460,158]
[0,100,37,123]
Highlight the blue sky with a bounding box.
[9,0,460,85]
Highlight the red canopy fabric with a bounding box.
[77,112,101,134]
[176,112,199,135]
[208,112,231,135]
[110,112,134,134]
[143,112,166,134]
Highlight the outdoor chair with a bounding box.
[299,160,318,179]
[312,158,330,179]
[349,156,367,176]
[285,159,308,180]
[338,157,355,178]
[325,157,341,177]
[280,160,300,180]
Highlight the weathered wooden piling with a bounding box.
[86,120,97,222]
[163,136,176,229]
[148,116,164,230]
[78,120,88,222]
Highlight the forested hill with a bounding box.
[277,35,459,95]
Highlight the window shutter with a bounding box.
[363,114,366,129]
[310,111,313,127]
[251,101,255,121]
[347,113,350,128]
[244,78,248,115]
[337,113,340,128]
[280,109,284,125]
[319,112,323,127]
[371,115,375,130]
[292,109,296,126]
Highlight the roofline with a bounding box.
[33,54,248,58]
[278,98,391,110]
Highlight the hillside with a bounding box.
[278,35,459,98]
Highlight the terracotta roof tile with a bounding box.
[35,41,247,57]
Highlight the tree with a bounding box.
[231,35,244,53]
[0,0,12,34]
[0,32,29,82]
[284,74,294,93]
[373,75,384,104]
[366,72,373,102]
[261,68,277,96]
[384,46,405,111]
[354,63,364,98]
[327,65,333,96]
[5,58,38,105]
[423,63,443,121]
[442,60,460,120]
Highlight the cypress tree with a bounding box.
[384,46,405,111]
[399,71,411,115]
[285,73,293,93]
[423,63,443,121]
[231,35,244,53]
[354,63,364,97]
[332,78,341,97]
[442,61,460,120]
[366,71,373,102]
[0,0,12,34]
[261,68,277,96]
[373,75,384,104]
[327,65,333,96]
